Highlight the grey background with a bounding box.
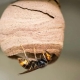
[0,0,80,80]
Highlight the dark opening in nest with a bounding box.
[8,53,58,63]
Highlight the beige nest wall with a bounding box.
[0,0,65,59]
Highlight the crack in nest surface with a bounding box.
[12,5,55,19]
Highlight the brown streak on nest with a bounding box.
[12,5,54,19]
[48,0,61,7]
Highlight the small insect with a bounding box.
[18,54,47,71]
[18,45,54,74]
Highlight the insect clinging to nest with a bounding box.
[18,45,54,74]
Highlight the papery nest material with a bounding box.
[0,0,65,62]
